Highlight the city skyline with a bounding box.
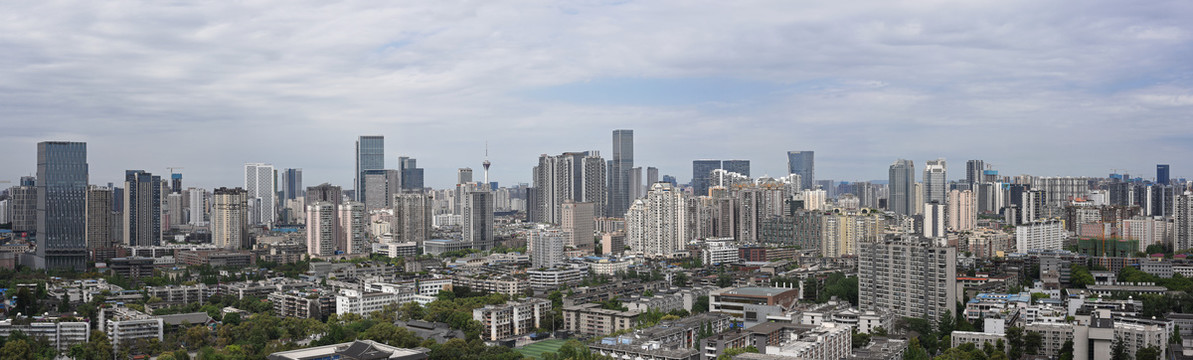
[1,1,1191,189]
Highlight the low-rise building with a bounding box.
[0,319,89,351]
[739,322,851,360]
[472,298,552,341]
[563,303,641,337]
[176,250,255,267]
[452,275,526,296]
[527,264,589,290]
[709,286,800,327]
[145,284,212,306]
[100,307,164,352]
[265,340,429,360]
[335,289,403,316]
[269,290,334,320]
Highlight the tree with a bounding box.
[1005,327,1024,360]
[1071,265,1095,288]
[1058,339,1074,360]
[1110,337,1129,360]
[717,346,759,360]
[672,272,688,287]
[82,330,114,360]
[0,339,33,360]
[1024,331,1042,355]
[222,311,241,325]
[937,310,956,336]
[692,296,710,313]
[852,330,871,348]
[1135,345,1161,360]
[1172,324,1183,345]
[904,337,930,360]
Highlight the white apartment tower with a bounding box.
[625,182,688,258]
[307,202,337,257]
[340,201,367,254]
[531,230,566,269]
[859,236,957,321]
[923,158,947,205]
[947,189,977,231]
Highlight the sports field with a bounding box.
[517,339,566,359]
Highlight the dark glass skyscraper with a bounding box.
[399,156,424,190]
[282,168,303,200]
[609,129,633,217]
[691,160,723,197]
[721,160,750,177]
[888,159,915,216]
[355,135,384,202]
[124,170,162,247]
[1158,164,1170,185]
[35,141,88,271]
[786,151,814,190]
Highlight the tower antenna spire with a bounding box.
[482,141,491,186]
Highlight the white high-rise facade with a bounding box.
[187,188,208,226]
[340,201,367,254]
[625,183,688,258]
[531,230,566,269]
[923,203,946,239]
[244,163,276,226]
[211,187,249,250]
[947,189,977,231]
[1015,220,1065,252]
[532,152,607,223]
[923,158,947,206]
[307,202,337,257]
[1175,192,1193,252]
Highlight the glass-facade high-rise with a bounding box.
[722,160,750,177]
[36,141,88,271]
[282,168,303,200]
[399,156,424,191]
[786,151,814,190]
[888,159,916,217]
[123,170,162,247]
[691,160,723,197]
[355,135,384,202]
[1158,164,1170,185]
[609,129,634,217]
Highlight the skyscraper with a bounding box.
[625,183,688,258]
[1176,192,1193,252]
[888,159,916,217]
[721,160,750,177]
[9,181,37,233]
[392,192,431,246]
[786,151,815,190]
[691,160,723,197]
[399,157,424,190]
[340,201,367,254]
[532,152,607,223]
[170,173,182,193]
[1157,164,1170,185]
[859,236,956,321]
[355,135,384,202]
[610,129,634,217]
[462,189,495,250]
[244,163,276,225]
[307,202,337,257]
[211,187,249,250]
[923,202,946,239]
[531,230,566,269]
[35,141,88,270]
[85,185,117,255]
[947,189,977,231]
[923,159,947,205]
[561,200,595,253]
[362,169,400,211]
[281,168,303,200]
[458,168,474,185]
[965,160,985,185]
[646,167,659,188]
[123,170,162,247]
[188,187,208,226]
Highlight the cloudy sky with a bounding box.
[2,0,1191,190]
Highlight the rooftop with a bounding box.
[722,287,798,297]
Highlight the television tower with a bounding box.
[482,142,491,186]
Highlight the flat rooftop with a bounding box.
[723,287,797,297]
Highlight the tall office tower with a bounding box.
[123,170,162,247]
[339,201,367,254]
[188,188,209,226]
[306,202,338,257]
[244,163,276,226]
[35,141,89,270]
[625,183,688,258]
[888,159,916,216]
[392,192,431,246]
[458,168,474,185]
[923,159,947,206]
[965,160,985,185]
[609,129,634,218]
[398,157,425,191]
[786,151,815,190]
[355,135,384,202]
[561,200,595,253]
[859,236,957,321]
[211,187,249,250]
[531,230,566,269]
[281,168,303,201]
[462,189,495,250]
[923,202,946,239]
[662,175,677,187]
[19,176,35,187]
[170,173,182,193]
[1158,165,1171,186]
[721,160,750,177]
[1021,190,1047,224]
[1176,192,1193,252]
[947,189,977,231]
[532,152,607,223]
[691,160,723,197]
[85,186,117,252]
[362,169,400,211]
[9,182,37,233]
[629,167,643,200]
[646,167,659,188]
[165,193,184,227]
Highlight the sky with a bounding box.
[2,0,1192,190]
